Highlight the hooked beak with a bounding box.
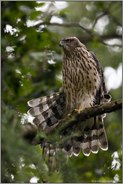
[59,40,64,47]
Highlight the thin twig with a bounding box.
[34,21,92,35]
[92,11,107,29]
[34,21,121,46]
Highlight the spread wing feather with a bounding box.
[27,92,66,131]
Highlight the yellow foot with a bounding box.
[75,108,82,114]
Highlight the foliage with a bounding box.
[2,1,122,183]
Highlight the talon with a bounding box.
[75,108,82,114]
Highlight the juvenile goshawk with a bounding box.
[27,37,111,159]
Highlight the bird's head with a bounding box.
[59,37,86,51]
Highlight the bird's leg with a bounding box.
[74,108,83,114]
[74,102,93,114]
[75,102,93,113]
[75,103,83,113]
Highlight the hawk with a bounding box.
[27,37,111,162]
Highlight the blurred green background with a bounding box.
[2,1,122,183]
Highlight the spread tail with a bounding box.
[63,116,108,157]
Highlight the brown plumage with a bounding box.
[27,37,111,162]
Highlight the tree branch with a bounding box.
[92,11,107,29]
[57,99,122,135]
[34,21,121,46]
[34,21,92,35]
[23,99,122,145]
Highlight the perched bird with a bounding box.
[27,37,111,162]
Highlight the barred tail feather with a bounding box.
[38,116,108,169]
[41,142,57,170]
[81,135,91,156]
[63,117,108,157]
[64,140,73,157]
[90,129,99,154]
[98,117,108,150]
[72,138,81,156]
